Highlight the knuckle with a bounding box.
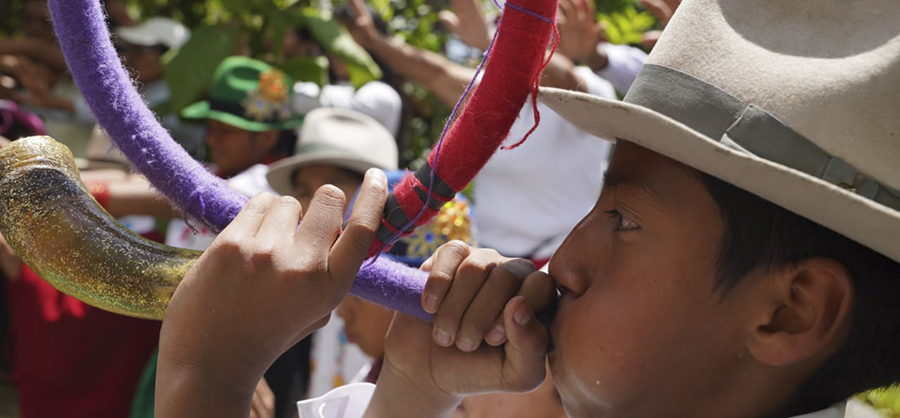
[247,245,277,268]
[313,185,347,209]
[213,236,245,256]
[458,256,496,279]
[344,222,376,251]
[460,320,490,339]
[275,195,301,209]
[440,240,472,259]
[427,266,454,285]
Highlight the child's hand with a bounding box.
[366,242,557,418]
[157,169,387,417]
[422,243,550,352]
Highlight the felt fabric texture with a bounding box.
[370,0,557,256]
[46,0,556,319]
[47,0,245,232]
[45,0,435,321]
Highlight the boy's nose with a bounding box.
[548,257,590,298]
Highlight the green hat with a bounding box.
[181,56,303,132]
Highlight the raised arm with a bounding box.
[438,0,591,92]
[343,0,475,108]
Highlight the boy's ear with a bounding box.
[746,257,854,367]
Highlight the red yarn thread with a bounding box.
[367,0,557,258]
[502,23,561,150]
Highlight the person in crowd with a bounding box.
[168,55,302,250]
[152,0,900,417]
[266,107,399,400]
[285,18,403,140]
[115,17,206,157]
[555,0,683,94]
[130,56,306,418]
[0,0,158,156]
[342,0,615,267]
[0,124,165,418]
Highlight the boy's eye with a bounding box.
[604,209,640,232]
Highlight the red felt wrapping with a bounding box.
[368,0,556,257]
[429,5,554,190]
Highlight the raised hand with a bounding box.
[639,0,683,48]
[156,169,388,418]
[342,0,382,50]
[438,0,492,50]
[557,0,605,64]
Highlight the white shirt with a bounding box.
[594,42,648,95]
[473,66,615,260]
[297,383,849,418]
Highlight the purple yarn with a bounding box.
[46,0,430,321]
[356,260,433,322]
[47,0,244,231]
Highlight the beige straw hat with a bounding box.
[267,108,398,196]
[540,0,900,262]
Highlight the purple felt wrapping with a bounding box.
[48,0,244,231]
[46,0,432,322]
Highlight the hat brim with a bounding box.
[266,151,385,196]
[538,87,900,263]
[181,100,303,132]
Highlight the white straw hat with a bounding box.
[266,108,398,196]
[540,0,900,262]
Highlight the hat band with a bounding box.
[208,98,289,125]
[625,64,900,211]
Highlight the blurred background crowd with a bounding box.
[0,0,893,417]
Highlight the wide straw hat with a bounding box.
[266,107,398,196]
[182,56,303,132]
[540,0,900,262]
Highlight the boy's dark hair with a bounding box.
[698,172,900,413]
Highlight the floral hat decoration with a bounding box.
[181,56,303,132]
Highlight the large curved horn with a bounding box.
[31,0,555,320]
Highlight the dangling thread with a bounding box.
[372,1,558,259]
[372,16,505,261]
[501,3,559,150]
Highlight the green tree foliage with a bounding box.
[0,0,656,168]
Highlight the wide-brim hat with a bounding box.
[266,107,398,196]
[182,56,304,132]
[539,0,900,263]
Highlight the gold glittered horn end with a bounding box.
[0,136,201,320]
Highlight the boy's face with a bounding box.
[336,295,393,358]
[548,141,766,417]
[205,120,275,177]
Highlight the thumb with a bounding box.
[500,296,550,392]
[439,10,462,36]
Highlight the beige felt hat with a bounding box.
[540,0,900,262]
[267,108,398,196]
